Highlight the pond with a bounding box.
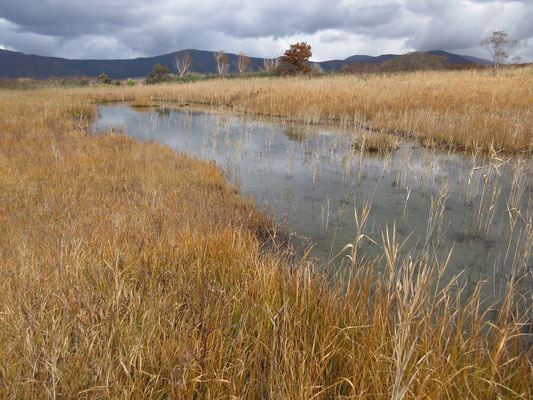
[93,104,533,302]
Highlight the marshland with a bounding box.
[1,67,533,398]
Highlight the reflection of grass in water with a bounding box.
[286,142,294,179]
[149,102,531,292]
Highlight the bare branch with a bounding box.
[174,52,192,77]
[263,57,279,72]
[480,31,519,71]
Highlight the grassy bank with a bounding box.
[69,66,533,154]
[0,88,532,398]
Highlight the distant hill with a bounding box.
[0,48,490,79]
[458,54,493,66]
[0,49,266,79]
[343,54,398,65]
[329,51,482,70]
[425,50,490,66]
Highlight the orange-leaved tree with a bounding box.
[279,42,312,75]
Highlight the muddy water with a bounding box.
[93,105,533,301]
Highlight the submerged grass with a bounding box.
[0,87,532,398]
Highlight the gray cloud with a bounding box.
[0,0,531,61]
[406,0,533,60]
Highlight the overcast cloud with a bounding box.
[0,0,531,62]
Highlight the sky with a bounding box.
[0,0,532,62]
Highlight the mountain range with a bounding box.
[0,48,491,80]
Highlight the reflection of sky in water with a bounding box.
[93,105,533,301]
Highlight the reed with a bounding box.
[286,142,295,179]
[425,182,450,250]
[474,150,504,236]
[70,66,533,153]
[352,130,399,154]
[0,86,532,398]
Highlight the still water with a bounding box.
[93,105,533,299]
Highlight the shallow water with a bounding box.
[93,105,533,300]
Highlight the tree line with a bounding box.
[141,30,525,84]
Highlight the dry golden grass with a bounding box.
[352,130,399,153]
[71,66,533,153]
[0,87,532,398]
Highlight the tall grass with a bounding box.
[0,87,532,398]
[73,66,533,153]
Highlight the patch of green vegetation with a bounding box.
[172,73,217,83]
[172,70,277,84]
[145,63,172,84]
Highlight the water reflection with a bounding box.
[92,105,533,301]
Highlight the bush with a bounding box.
[145,64,172,84]
[126,78,137,86]
[97,73,112,85]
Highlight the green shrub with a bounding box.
[145,64,172,84]
[97,73,112,85]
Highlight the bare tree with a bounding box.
[174,52,192,77]
[213,50,229,75]
[235,52,251,75]
[480,31,519,71]
[263,57,279,72]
